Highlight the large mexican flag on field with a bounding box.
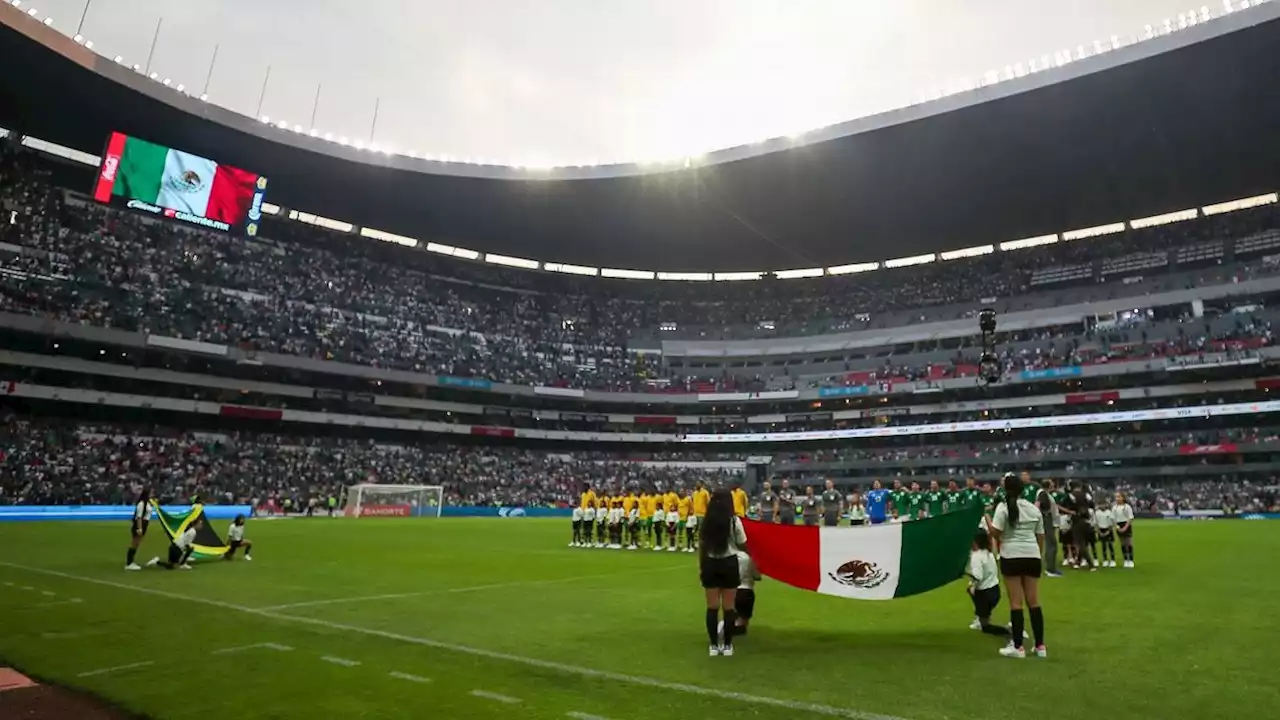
[742,506,982,600]
[112,136,257,225]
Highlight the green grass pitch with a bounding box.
[1,518,1278,720]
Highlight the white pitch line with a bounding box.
[389,671,431,683]
[257,565,681,612]
[0,562,906,720]
[320,655,361,667]
[262,643,294,651]
[77,660,154,678]
[470,690,521,704]
[33,598,83,609]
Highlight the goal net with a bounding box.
[345,484,444,518]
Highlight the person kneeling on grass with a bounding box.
[224,515,253,561]
[147,519,203,570]
[719,554,761,644]
[967,530,1011,638]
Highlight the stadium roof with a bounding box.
[2,4,1280,272]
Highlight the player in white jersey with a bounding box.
[224,515,253,561]
[1093,500,1117,567]
[570,506,585,547]
[147,518,203,570]
[719,554,760,645]
[125,487,153,570]
[608,505,624,549]
[1113,492,1137,568]
[582,504,597,547]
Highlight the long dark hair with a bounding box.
[1002,472,1022,524]
[699,489,735,560]
[135,486,151,505]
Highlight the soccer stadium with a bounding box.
[2,2,1280,719]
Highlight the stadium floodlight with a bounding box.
[545,263,598,276]
[354,139,365,150]
[293,124,302,133]
[26,7,36,16]
[1062,222,1126,240]
[1223,0,1234,11]
[323,132,332,141]
[1130,208,1198,228]
[84,40,92,49]
[827,262,879,275]
[884,253,936,268]
[276,119,288,129]
[73,34,84,43]
[600,268,656,280]
[344,484,443,519]
[484,253,539,270]
[999,234,1058,251]
[940,244,995,260]
[360,227,418,247]
[162,78,170,86]
[199,93,208,101]
[337,136,348,145]
[148,72,158,80]
[425,242,480,260]
[131,64,140,72]
[11,1,19,8]
[309,128,318,138]
[175,84,184,92]
[656,271,712,281]
[113,55,123,63]
[774,268,824,279]
[714,271,763,281]
[260,115,270,124]
[1202,193,1278,215]
[1201,6,1212,20]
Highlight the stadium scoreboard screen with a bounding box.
[93,131,268,236]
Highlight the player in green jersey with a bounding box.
[890,480,909,521]
[906,481,925,520]
[946,480,964,513]
[962,477,983,510]
[924,480,946,518]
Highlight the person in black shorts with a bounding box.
[125,487,153,571]
[989,473,1048,658]
[700,489,747,657]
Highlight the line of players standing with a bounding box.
[571,482,730,552]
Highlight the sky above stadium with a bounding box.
[45,0,1215,165]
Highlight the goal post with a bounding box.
[344,484,444,518]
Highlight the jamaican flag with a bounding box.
[149,501,231,561]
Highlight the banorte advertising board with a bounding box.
[358,504,411,517]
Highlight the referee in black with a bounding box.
[758,481,777,523]
[777,479,796,525]
[821,479,843,527]
[1067,481,1097,571]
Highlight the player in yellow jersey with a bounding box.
[662,488,681,553]
[690,481,710,549]
[575,484,597,548]
[731,484,748,518]
[594,493,610,548]
[678,490,695,553]
[637,491,653,548]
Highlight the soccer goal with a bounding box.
[344,484,444,518]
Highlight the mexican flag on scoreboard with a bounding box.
[107,135,257,225]
[742,506,982,600]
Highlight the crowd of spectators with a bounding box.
[2,143,1279,392]
[3,416,1278,512]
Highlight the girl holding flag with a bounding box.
[699,489,747,657]
[989,473,1048,658]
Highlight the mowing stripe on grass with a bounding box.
[76,661,154,678]
[470,690,521,704]
[320,656,361,667]
[39,590,56,596]
[389,671,431,683]
[567,712,613,720]
[0,562,907,720]
[257,565,682,611]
